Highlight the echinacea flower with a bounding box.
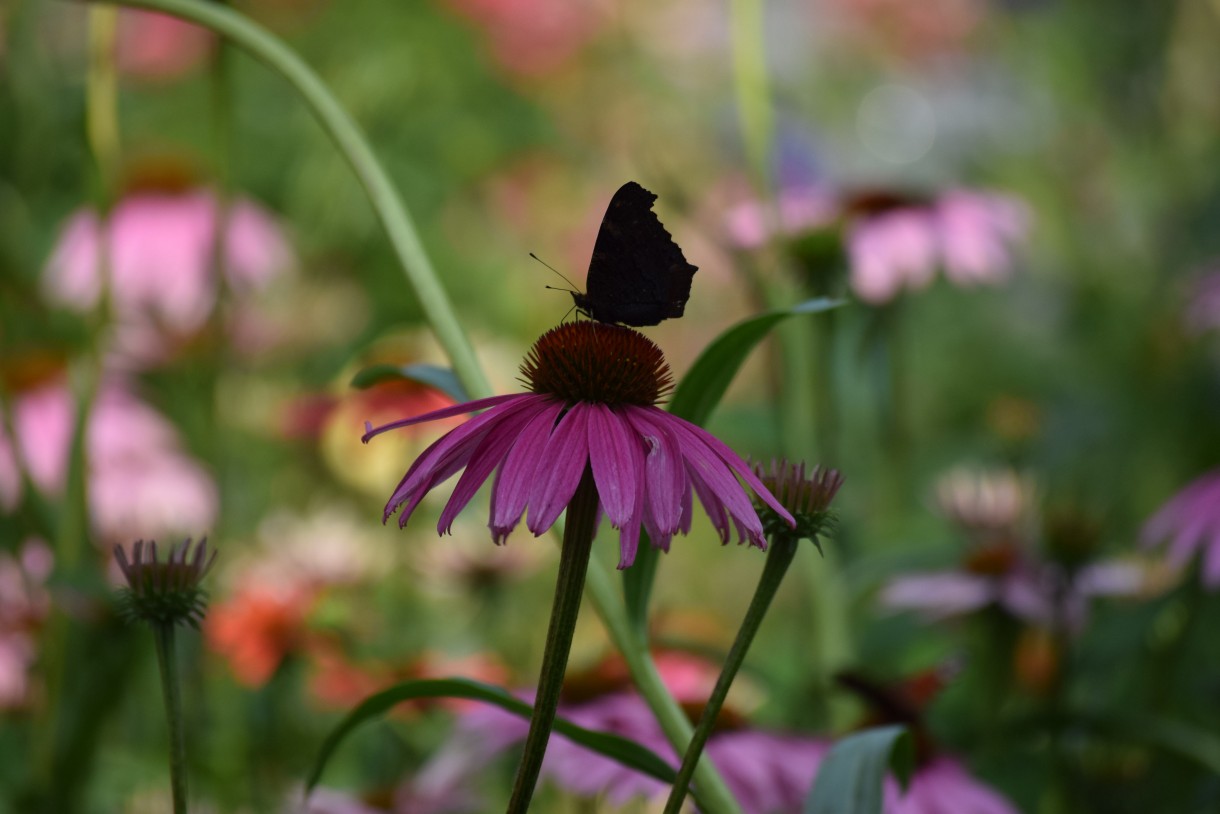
[885,756,1018,814]
[363,322,793,568]
[114,538,216,629]
[847,189,1028,304]
[42,188,293,366]
[421,653,829,813]
[1142,468,1220,586]
[1185,271,1220,335]
[0,377,217,541]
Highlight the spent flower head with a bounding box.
[363,322,793,568]
[751,459,843,547]
[115,538,216,629]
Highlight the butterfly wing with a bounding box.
[579,181,698,327]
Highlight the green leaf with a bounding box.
[1073,708,1220,774]
[668,297,845,425]
[804,725,913,814]
[305,677,698,807]
[349,363,470,403]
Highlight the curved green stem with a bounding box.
[663,536,800,814]
[507,469,599,814]
[80,0,491,400]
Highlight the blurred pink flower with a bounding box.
[116,10,214,80]
[880,546,1149,632]
[440,0,604,77]
[1142,469,1220,586]
[848,190,1029,304]
[1185,272,1220,335]
[886,756,1018,814]
[43,189,293,365]
[422,652,826,813]
[724,187,837,250]
[0,539,54,710]
[0,378,217,541]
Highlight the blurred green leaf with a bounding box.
[305,677,698,807]
[804,725,913,814]
[1074,709,1220,774]
[667,297,845,424]
[349,363,470,403]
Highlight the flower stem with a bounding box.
[80,0,492,402]
[152,623,189,814]
[506,468,599,814]
[583,563,742,814]
[663,535,801,814]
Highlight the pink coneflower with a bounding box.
[424,653,829,813]
[724,186,838,251]
[1142,469,1220,586]
[886,756,1018,814]
[847,189,1028,304]
[0,376,217,542]
[42,188,293,366]
[363,322,793,568]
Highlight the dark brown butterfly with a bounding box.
[571,181,698,327]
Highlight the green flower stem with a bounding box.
[506,469,600,814]
[80,0,492,402]
[153,623,189,814]
[663,535,801,814]
[730,0,774,197]
[582,557,742,814]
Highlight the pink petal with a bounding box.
[489,401,565,541]
[622,408,686,540]
[671,416,794,527]
[363,393,526,442]
[436,398,552,535]
[586,405,642,530]
[527,404,593,535]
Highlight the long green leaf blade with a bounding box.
[804,725,913,814]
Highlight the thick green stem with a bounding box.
[506,469,599,814]
[663,536,800,814]
[153,624,189,814]
[81,0,492,401]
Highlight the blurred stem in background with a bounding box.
[78,1,742,809]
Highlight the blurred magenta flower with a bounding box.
[1185,271,1220,335]
[43,188,293,365]
[848,190,1029,304]
[363,322,792,568]
[1142,469,1220,586]
[0,377,217,542]
[116,10,214,80]
[886,756,1018,814]
[881,468,1150,629]
[425,652,828,813]
[0,539,53,710]
[440,0,603,77]
[724,186,838,250]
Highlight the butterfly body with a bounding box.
[571,181,698,327]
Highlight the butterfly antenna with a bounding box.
[530,252,582,293]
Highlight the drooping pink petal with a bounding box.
[363,393,525,442]
[436,397,553,535]
[527,404,593,535]
[880,572,994,618]
[489,401,565,542]
[385,402,526,524]
[586,405,643,531]
[666,413,794,527]
[621,408,686,541]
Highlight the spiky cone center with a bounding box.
[752,460,843,544]
[521,322,673,406]
[115,538,217,629]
